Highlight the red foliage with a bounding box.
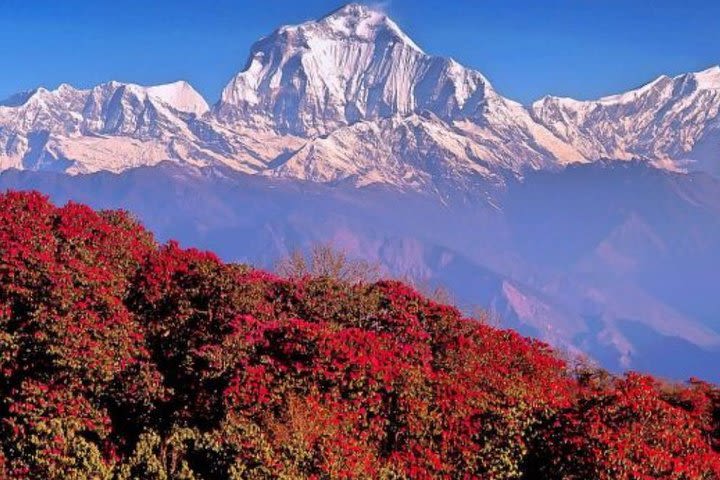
[0,191,717,479]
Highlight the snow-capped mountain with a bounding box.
[0,3,718,191]
[214,3,584,189]
[531,66,720,174]
[0,80,227,174]
[216,4,526,134]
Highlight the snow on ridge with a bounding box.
[692,65,720,90]
[318,3,425,52]
[0,80,209,116]
[1,5,720,191]
[145,81,210,116]
[529,64,720,172]
[536,64,720,108]
[595,75,671,105]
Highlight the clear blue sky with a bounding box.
[2,0,719,105]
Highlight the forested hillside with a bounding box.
[0,191,718,479]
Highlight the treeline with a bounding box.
[0,191,718,479]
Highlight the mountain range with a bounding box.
[2,4,719,187]
[1,3,719,380]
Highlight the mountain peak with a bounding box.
[90,80,209,116]
[691,65,720,90]
[145,80,210,116]
[0,83,85,108]
[328,2,376,15]
[215,2,499,135]
[324,2,381,21]
[314,3,423,52]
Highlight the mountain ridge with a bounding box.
[0,2,718,191]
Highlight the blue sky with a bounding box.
[2,0,719,105]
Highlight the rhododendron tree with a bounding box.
[0,191,717,479]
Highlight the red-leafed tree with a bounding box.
[0,191,717,479]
